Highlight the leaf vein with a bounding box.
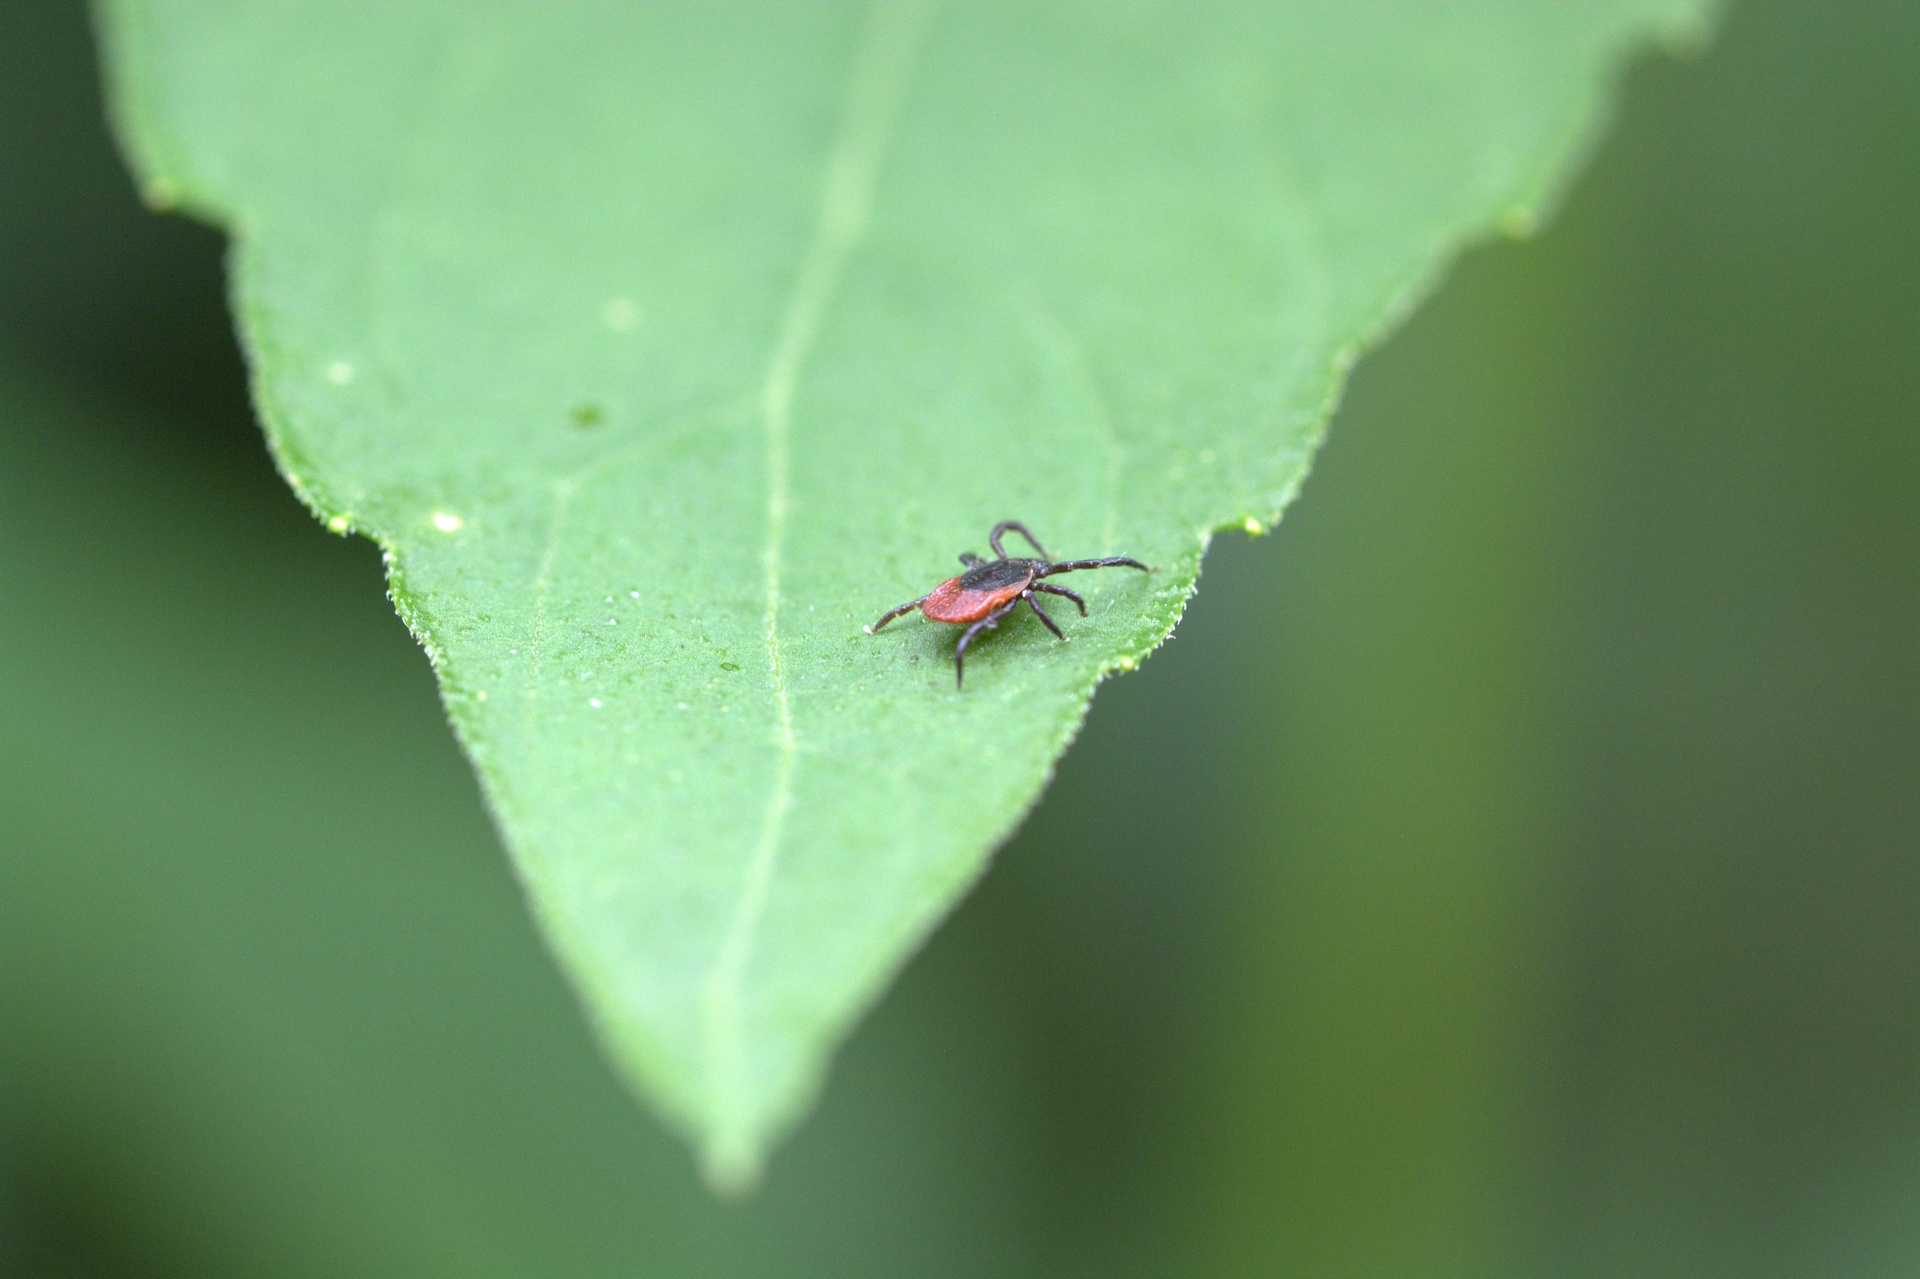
[696,0,935,1189]
[522,477,575,730]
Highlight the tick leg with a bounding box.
[958,552,985,568]
[989,520,1053,562]
[1039,556,1152,576]
[953,599,1020,689]
[1033,582,1087,615]
[1024,591,1068,641]
[866,595,928,633]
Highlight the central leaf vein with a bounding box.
[695,0,935,1188]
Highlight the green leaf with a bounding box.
[97,0,1711,1188]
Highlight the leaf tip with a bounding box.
[699,1136,767,1200]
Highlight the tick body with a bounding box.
[867,521,1152,688]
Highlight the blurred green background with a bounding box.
[3,1,1915,1275]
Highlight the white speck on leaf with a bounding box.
[326,360,355,385]
[1499,204,1538,238]
[432,512,464,532]
[603,296,641,331]
[143,177,179,209]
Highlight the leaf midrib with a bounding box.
[693,0,935,1189]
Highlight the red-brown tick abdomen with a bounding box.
[920,577,1023,624]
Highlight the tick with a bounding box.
[866,520,1152,688]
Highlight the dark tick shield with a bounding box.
[866,520,1152,688]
